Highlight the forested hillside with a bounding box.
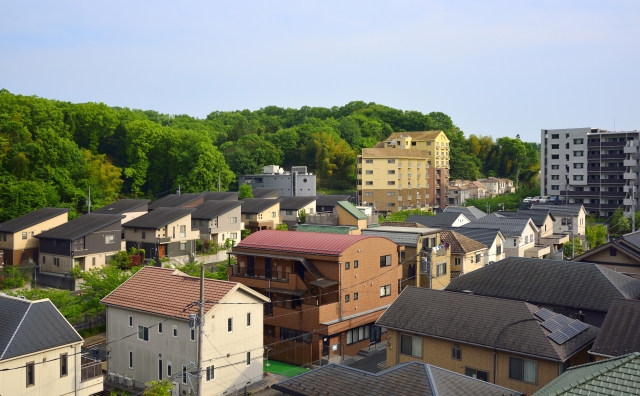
[0,89,539,221]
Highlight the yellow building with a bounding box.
[357,131,450,212]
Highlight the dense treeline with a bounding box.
[0,89,539,221]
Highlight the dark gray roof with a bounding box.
[279,196,317,211]
[377,287,598,362]
[148,193,204,210]
[443,206,487,220]
[0,208,70,233]
[434,226,502,248]
[591,298,640,357]
[620,230,640,249]
[462,216,536,236]
[446,257,640,312]
[0,294,82,361]
[123,207,194,229]
[36,213,123,241]
[529,204,585,216]
[190,201,242,220]
[316,194,352,208]
[91,199,149,215]
[498,209,554,228]
[272,361,524,396]
[407,213,465,227]
[240,198,281,214]
[202,191,239,201]
[251,188,280,198]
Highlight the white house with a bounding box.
[462,214,546,258]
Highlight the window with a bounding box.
[180,242,186,251]
[345,294,350,302]
[141,231,146,239]
[380,284,392,297]
[60,354,68,377]
[524,235,528,244]
[452,346,461,360]
[172,325,178,338]
[573,163,584,168]
[497,245,502,255]
[551,144,559,149]
[573,175,584,181]
[158,359,163,380]
[551,175,559,180]
[92,257,96,266]
[190,328,195,341]
[551,185,559,190]
[345,261,350,270]
[246,352,251,366]
[129,351,133,369]
[347,324,371,344]
[573,151,584,157]
[436,263,447,277]
[42,256,45,264]
[230,216,238,224]
[365,181,373,186]
[179,225,186,238]
[387,159,395,163]
[22,232,27,240]
[465,367,488,381]
[400,334,423,358]
[551,134,559,139]
[354,260,358,268]
[158,322,163,334]
[354,292,359,300]
[454,257,461,266]
[388,170,396,174]
[380,255,392,267]
[105,235,115,244]
[228,317,233,332]
[138,325,149,341]
[272,211,277,218]
[574,138,584,144]
[509,357,537,383]
[365,192,373,196]
[128,316,133,327]
[365,159,373,164]
[167,363,172,377]
[514,238,517,246]
[206,365,214,381]
[610,247,617,256]
[551,164,559,169]
[247,312,251,327]
[551,154,559,159]
[280,327,312,344]
[387,181,395,185]
[285,210,294,216]
[475,253,481,263]
[26,361,35,386]
[182,365,187,384]
[231,232,238,239]
[387,192,395,196]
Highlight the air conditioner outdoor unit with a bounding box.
[107,372,115,382]
[116,374,124,384]
[125,377,133,387]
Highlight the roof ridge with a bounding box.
[0,301,32,360]
[424,364,439,396]
[552,352,640,394]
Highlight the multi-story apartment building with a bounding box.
[239,165,317,197]
[358,131,450,212]
[540,127,640,217]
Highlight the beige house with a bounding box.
[447,181,488,205]
[278,196,317,229]
[123,207,199,263]
[478,177,516,196]
[0,294,103,396]
[0,207,69,266]
[440,230,488,277]
[191,201,244,247]
[240,198,282,233]
[101,266,270,396]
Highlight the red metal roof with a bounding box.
[235,230,377,256]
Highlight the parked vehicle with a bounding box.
[522,197,534,203]
[531,196,542,202]
[549,196,566,204]
[539,196,551,203]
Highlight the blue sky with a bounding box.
[1,1,638,141]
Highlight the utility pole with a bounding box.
[218,172,221,192]
[87,186,91,214]
[196,265,204,396]
[178,185,181,195]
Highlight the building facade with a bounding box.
[239,165,317,197]
[191,201,244,247]
[358,131,450,212]
[540,127,640,217]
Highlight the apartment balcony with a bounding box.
[624,198,636,206]
[583,203,622,210]
[81,355,103,382]
[587,154,601,160]
[624,172,637,180]
[624,141,639,158]
[398,162,403,167]
[307,212,338,225]
[525,244,551,259]
[398,174,402,179]
[600,179,626,184]
[600,166,626,172]
[398,184,402,190]
[602,153,626,159]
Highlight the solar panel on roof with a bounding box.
[569,320,588,333]
[541,319,563,332]
[559,326,580,339]
[545,317,589,345]
[554,315,572,326]
[534,308,555,321]
[549,331,571,345]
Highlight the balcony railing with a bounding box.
[81,355,102,382]
[307,213,338,225]
[231,265,292,282]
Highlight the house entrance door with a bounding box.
[158,245,165,259]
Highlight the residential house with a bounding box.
[463,215,547,258]
[305,201,376,235]
[37,213,123,276]
[442,206,487,221]
[240,198,282,233]
[92,199,149,223]
[148,193,204,211]
[361,226,451,290]
[315,194,352,213]
[0,208,69,266]
[589,298,640,361]
[572,230,640,279]
[202,191,239,201]
[499,209,568,259]
[445,256,640,327]
[101,266,270,396]
[447,184,471,206]
[435,226,506,264]
[229,231,402,365]
[251,188,280,199]
[122,207,199,263]
[239,165,317,197]
[439,230,488,278]
[272,362,524,396]
[377,287,599,395]
[407,212,471,228]
[466,180,489,199]
[533,352,640,396]
[0,294,103,396]
[279,196,317,229]
[190,201,243,247]
[478,177,516,196]
[528,204,587,237]
[358,131,450,210]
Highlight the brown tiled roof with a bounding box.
[233,230,378,256]
[440,231,487,254]
[384,131,447,141]
[361,148,430,158]
[379,222,427,228]
[101,266,243,319]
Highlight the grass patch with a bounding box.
[264,359,310,377]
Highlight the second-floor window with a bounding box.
[400,334,422,358]
[475,254,481,263]
[230,217,238,223]
[436,263,447,277]
[105,235,115,244]
[138,325,149,341]
[345,294,350,302]
[509,356,537,383]
[22,232,27,239]
[206,365,214,381]
[141,231,146,239]
[272,211,277,218]
[452,346,461,360]
[285,210,293,216]
[228,317,233,332]
[179,225,186,238]
[454,257,461,266]
[497,245,502,255]
[380,284,391,297]
[379,255,392,267]
[60,354,68,377]
[246,214,253,220]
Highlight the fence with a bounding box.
[80,354,103,382]
[35,271,76,291]
[73,313,106,332]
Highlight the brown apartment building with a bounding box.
[229,230,402,365]
[357,131,450,211]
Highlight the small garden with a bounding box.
[0,262,34,289]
